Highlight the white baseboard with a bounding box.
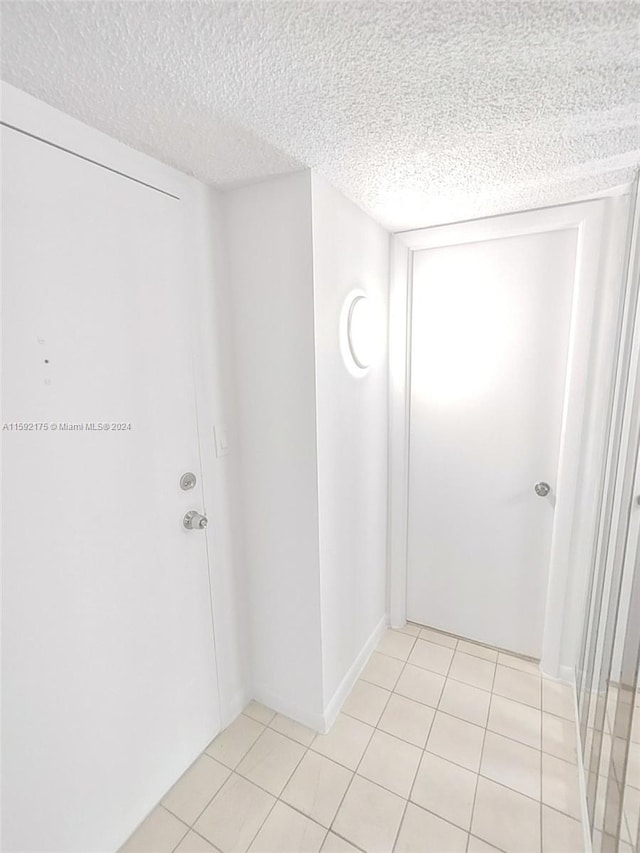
[251,685,327,732]
[539,654,574,682]
[219,685,253,730]
[244,615,389,735]
[558,664,576,685]
[321,614,388,733]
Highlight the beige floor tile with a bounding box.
[467,836,502,853]
[457,640,498,662]
[448,651,495,691]
[488,694,541,749]
[236,728,305,795]
[194,774,275,853]
[632,707,640,744]
[411,751,477,831]
[623,783,640,840]
[599,733,614,779]
[174,831,221,853]
[320,832,361,852]
[332,775,405,853]
[419,627,458,649]
[342,679,390,726]
[120,806,188,853]
[480,731,541,800]
[243,701,276,726]
[247,801,325,853]
[542,679,575,721]
[493,665,541,709]
[377,693,435,748]
[607,691,621,736]
[426,711,485,772]
[162,754,230,825]
[311,713,374,770]
[269,713,317,746]
[360,652,404,690]
[542,712,578,764]
[398,622,421,637]
[471,777,541,853]
[407,639,454,675]
[592,772,607,834]
[627,740,640,788]
[357,730,421,798]
[205,715,265,769]
[395,663,445,708]
[542,753,582,819]
[395,802,468,853]
[281,751,352,827]
[497,652,540,676]
[376,629,416,661]
[541,804,583,852]
[439,678,491,727]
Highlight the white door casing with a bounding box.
[388,201,609,674]
[1,119,220,853]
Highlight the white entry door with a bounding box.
[2,127,220,852]
[406,224,579,658]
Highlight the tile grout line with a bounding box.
[389,631,459,851]
[164,808,190,853]
[179,822,224,852]
[385,631,427,852]
[177,721,315,852]
[245,635,579,840]
[236,722,326,852]
[361,655,575,761]
[163,757,237,839]
[367,645,556,701]
[155,626,577,853]
[409,622,540,664]
[327,629,420,851]
[467,646,499,852]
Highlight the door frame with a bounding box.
[387,198,619,678]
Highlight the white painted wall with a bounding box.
[223,171,390,728]
[223,172,325,726]
[3,96,391,853]
[311,174,390,713]
[188,183,253,724]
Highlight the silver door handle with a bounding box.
[183,510,208,530]
[534,482,551,497]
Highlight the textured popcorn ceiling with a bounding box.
[1,1,638,230]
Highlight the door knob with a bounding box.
[534,482,551,497]
[183,510,208,530]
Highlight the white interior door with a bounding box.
[406,226,578,658]
[2,127,220,852]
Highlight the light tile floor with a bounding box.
[121,625,585,853]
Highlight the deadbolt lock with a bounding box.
[180,472,197,491]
